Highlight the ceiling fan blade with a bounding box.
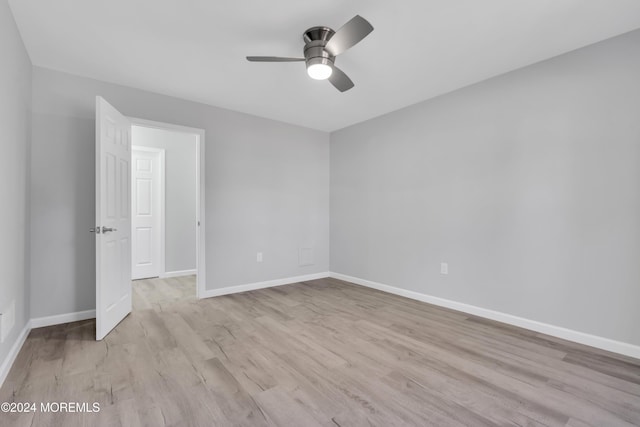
[325,15,374,57]
[329,66,354,92]
[246,56,305,62]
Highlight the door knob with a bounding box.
[89,226,101,234]
[102,226,117,233]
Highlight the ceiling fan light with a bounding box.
[307,63,333,80]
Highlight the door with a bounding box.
[95,96,132,340]
[131,147,163,280]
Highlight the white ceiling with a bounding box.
[9,0,640,131]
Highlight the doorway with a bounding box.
[95,97,206,340]
[129,118,206,300]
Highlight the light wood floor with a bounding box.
[1,276,639,426]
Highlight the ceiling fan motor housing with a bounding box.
[303,26,335,68]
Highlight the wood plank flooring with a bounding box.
[1,276,639,426]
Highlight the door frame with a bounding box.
[131,146,166,280]
[129,117,206,299]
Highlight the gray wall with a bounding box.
[330,30,640,345]
[0,0,31,365]
[132,126,197,273]
[30,67,330,318]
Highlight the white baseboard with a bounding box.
[0,321,31,388]
[160,269,197,279]
[200,272,330,299]
[1,309,97,388]
[3,272,636,390]
[31,310,96,329]
[329,272,640,360]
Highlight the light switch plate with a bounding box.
[440,262,449,275]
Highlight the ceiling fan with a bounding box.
[246,15,374,92]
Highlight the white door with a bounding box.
[131,148,163,280]
[95,97,132,340]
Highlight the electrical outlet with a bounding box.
[0,300,15,343]
[440,262,448,275]
[256,252,263,263]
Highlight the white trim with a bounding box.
[3,272,638,388]
[129,117,205,136]
[0,321,30,388]
[160,269,197,279]
[0,270,325,387]
[0,272,326,387]
[30,310,96,329]
[128,117,206,300]
[329,272,640,359]
[131,146,166,280]
[200,272,330,299]
[195,130,205,300]
[1,310,96,388]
